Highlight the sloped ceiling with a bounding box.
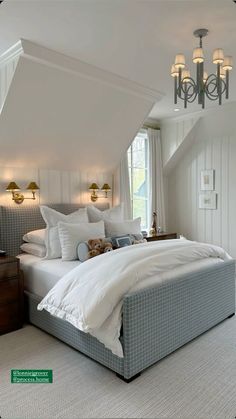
[0,40,162,171]
[0,0,235,119]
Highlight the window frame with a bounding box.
[128,129,150,230]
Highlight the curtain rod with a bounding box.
[142,123,160,130]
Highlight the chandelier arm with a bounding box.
[178,68,182,92]
[178,80,198,103]
[200,62,204,107]
[205,74,227,100]
[226,70,229,99]
[220,78,227,95]
[205,79,219,101]
[217,63,222,105]
[174,76,178,104]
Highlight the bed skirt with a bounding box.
[24,260,235,380]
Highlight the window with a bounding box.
[127,129,150,230]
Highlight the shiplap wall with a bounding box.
[0,167,113,207]
[167,103,236,257]
[0,55,19,111]
[161,114,200,167]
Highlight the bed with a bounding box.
[0,204,235,382]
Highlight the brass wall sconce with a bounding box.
[89,183,111,202]
[6,181,40,204]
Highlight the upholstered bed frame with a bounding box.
[0,204,235,382]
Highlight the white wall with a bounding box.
[165,103,236,257]
[0,166,113,207]
[161,114,200,167]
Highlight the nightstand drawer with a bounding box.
[0,277,19,304]
[159,234,177,240]
[0,261,18,280]
[0,302,20,334]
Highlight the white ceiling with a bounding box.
[0,0,236,120]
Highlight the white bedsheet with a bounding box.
[37,239,230,357]
[18,254,80,297]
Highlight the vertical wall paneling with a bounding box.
[61,171,71,203]
[228,135,236,257]
[211,138,221,246]
[161,115,200,167]
[164,104,236,257]
[0,167,113,207]
[0,56,19,111]
[221,137,229,251]
[196,139,205,243]
[204,137,212,244]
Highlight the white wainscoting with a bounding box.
[0,167,113,207]
[166,103,236,257]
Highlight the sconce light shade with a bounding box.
[101,183,111,192]
[6,181,20,191]
[89,183,99,191]
[26,182,40,191]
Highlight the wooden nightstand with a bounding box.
[0,256,24,335]
[146,233,178,242]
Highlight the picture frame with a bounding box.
[199,192,217,210]
[200,169,215,191]
[112,235,132,248]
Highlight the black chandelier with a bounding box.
[171,29,233,109]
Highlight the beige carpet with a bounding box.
[1,320,236,419]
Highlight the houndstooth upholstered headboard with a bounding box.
[0,203,109,257]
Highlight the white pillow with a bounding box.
[87,203,124,223]
[105,218,141,237]
[23,229,46,245]
[40,206,89,259]
[20,243,46,258]
[58,220,105,261]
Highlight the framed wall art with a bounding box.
[199,192,217,210]
[200,169,215,191]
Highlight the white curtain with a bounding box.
[148,128,166,231]
[119,153,132,219]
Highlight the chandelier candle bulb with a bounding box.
[182,69,190,83]
[171,64,178,77]
[203,71,208,83]
[219,67,226,79]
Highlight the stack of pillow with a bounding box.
[21,204,143,262]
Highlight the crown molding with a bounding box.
[0,40,23,66]
[2,39,163,103]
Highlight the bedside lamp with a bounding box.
[6,181,40,204]
[89,183,99,202]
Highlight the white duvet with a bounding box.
[38,239,231,357]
